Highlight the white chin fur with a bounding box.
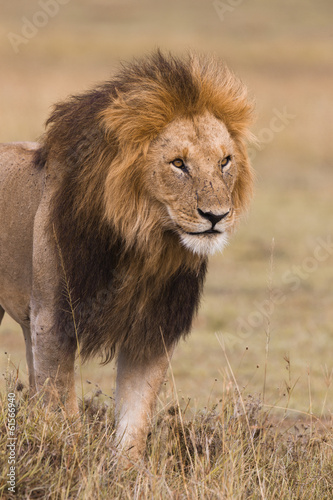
[180,232,229,256]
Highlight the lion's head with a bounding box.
[99,51,255,260]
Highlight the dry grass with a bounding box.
[1,366,333,499]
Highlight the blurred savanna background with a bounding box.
[1,0,332,419]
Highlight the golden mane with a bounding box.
[35,51,254,362]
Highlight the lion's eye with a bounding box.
[171,158,186,169]
[220,155,232,169]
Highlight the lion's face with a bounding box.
[146,112,240,256]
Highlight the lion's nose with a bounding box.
[197,208,230,227]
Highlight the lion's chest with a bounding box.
[58,261,207,361]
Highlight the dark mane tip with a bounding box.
[33,145,47,170]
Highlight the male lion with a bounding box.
[0,52,254,461]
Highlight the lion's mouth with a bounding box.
[184,229,221,236]
[175,224,222,236]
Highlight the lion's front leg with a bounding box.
[31,308,78,417]
[115,345,173,462]
[30,189,79,417]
